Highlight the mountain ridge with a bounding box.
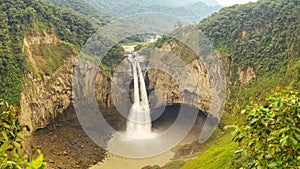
[85,0,222,23]
[41,0,110,26]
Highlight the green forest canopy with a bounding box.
[0,0,95,106]
[198,0,300,109]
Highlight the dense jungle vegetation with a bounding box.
[41,0,110,26]
[198,0,300,109]
[1,0,300,168]
[151,0,300,168]
[0,0,96,106]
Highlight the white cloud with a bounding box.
[216,0,258,6]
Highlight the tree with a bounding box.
[101,44,125,70]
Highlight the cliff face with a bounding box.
[19,30,215,133]
[144,40,225,118]
[147,58,211,113]
[20,30,76,132]
[19,29,126,132]
[238,67,257,85]
[94,43,215,124]
[95,68,128,130]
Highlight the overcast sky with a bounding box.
[216,0,258,6]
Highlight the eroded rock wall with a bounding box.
[19,31,217,133]
[147,58,211,113]
[20,30,76,132]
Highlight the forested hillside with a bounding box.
[0,0,95,106]
[157,1,300,168]
[85,0,221,23]
[1,0,299,168]
[41,0,110,26]
[148,0,220,7]
[198,0,300,109]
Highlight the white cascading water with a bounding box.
[126,57,153,139]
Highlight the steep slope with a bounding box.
[0,0,106,168]
[185,0,300,168]
[143,0,300,120]
[188,1,300,168]
[199,0,300,109]
[85,0,222,23]
[41,0,110,26]
[0,0,95,127]
[150,1,300,168]
[148,2,222,23]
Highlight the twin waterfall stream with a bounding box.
[126,56,154,139]
[92,54,203,168]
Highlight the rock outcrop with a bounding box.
[19,31,220,133]
[147,58,211,113]
[238,66,257,85]
[20,30,76,133]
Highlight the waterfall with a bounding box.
[126,57,153,139]
[137,62,150,109]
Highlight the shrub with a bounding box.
[0,99,46,169]
[229,90,300,168]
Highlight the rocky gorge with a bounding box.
[19,30,223,134]
[17,29,224,168]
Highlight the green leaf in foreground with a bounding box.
[0,99,46,168]
[230,90,300,168]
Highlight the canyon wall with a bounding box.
[147,58,211,113]
[20,30,76,132]
[19,31,218,133]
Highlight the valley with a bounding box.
[0,0,299,169]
